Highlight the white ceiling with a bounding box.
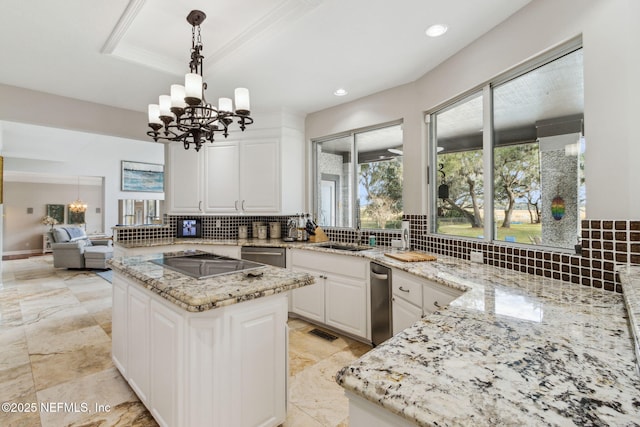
[0,0,532,116]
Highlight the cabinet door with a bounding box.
[204,142,241,213]
[422,282,462,315]
[392,296,422,335]
[325,275,367,338]
[167,143,203,213]
[111,277,128,374]
[229,297,287,427]
[240,139,280,213]
[150,300,183,427]
[290,270,325,323]
[127,285,150,403]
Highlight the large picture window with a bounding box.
[431,43,584,250]
[314,123,403,229]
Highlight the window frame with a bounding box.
[428,37,583,250]
[312,120,404,231]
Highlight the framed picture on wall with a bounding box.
[121,161,164,192]
[68,208,85,224]
[46,204,65,224]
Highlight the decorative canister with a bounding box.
[258,225,268,240]
[269,222,281,239]
[238,225,248,239]
[252,221,266,237]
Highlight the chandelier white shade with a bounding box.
[147,10,253,152]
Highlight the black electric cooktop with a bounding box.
[150,253,264,279]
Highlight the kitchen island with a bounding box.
[108,250,314,427]
[336,258,640,426]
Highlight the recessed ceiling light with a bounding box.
[426,24,448,37]
[334,88,348,96]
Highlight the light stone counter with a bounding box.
[336,254,640,426]
[619,264,640,373]
[107,250,313,312]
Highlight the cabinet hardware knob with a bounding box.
[434,301,441,308]
[399,286,410,293]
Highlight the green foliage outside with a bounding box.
[439,221,542,244]
[359,158,403,229]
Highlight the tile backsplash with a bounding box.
[113,214,639,293]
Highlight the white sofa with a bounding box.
[49,227,113,269]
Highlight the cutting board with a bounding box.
[384,251,437,262]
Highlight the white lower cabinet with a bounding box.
[289,267,325,323]
[392,296,423,336]
[422,280,463,315]
[391,269,423,335]
[111,276,127,375]
[229,299,287,427]
[150,300,183,427]
[127,285,150,403]
[112,273,287,427]
[325,275,367,337]
[289,249,369,340]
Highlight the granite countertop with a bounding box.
[107,250,314,312]
[620,265,640,373]
[336,255,640,426]
[112,238,640,424]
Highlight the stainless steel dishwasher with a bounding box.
[240,246,286,268]
[370,262,392,346]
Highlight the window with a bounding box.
[432,92,484,238]
[431,43,584,250]
[314,123,403,229]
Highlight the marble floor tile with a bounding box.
[288,347,371,426]
[37,367,151,427]
[30,340,115,391]
[0,256,371,427]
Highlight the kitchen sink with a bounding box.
[315,243,370,252]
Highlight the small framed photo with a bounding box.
[121,161,164,192]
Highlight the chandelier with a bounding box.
[147,10,253,152]
[69,176,87,213]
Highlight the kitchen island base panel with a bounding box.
[112,272,287,427]
[347,392,418,427]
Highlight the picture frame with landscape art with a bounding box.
[46,204,65,224]
[121,161,164,192]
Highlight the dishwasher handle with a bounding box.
[371,271,389,280]
[244,251,283,256]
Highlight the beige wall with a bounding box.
[305,0,640,220]
[3,181,103,254]
[0,84,147,142]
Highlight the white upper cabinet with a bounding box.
[205,139,280,213]
[204,142,241,212]
[240,139,280,212]
[166,143,203,214]
[166,112,304,215]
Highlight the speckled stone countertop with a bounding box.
[107,250,314,312]
[620,265,640,373]
[335,255,640,426]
